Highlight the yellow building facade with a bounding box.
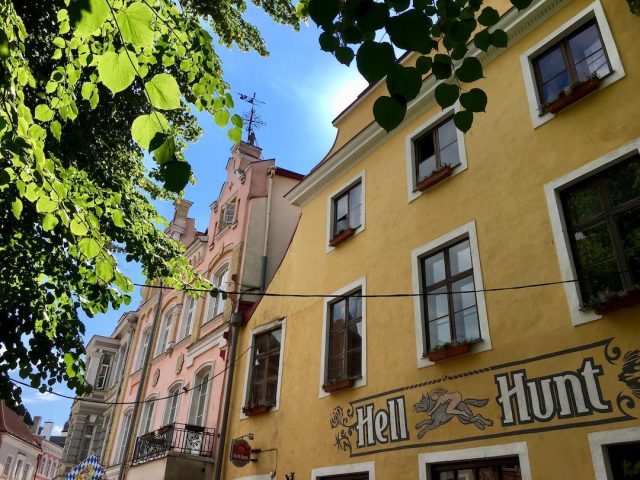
[223,0,640,478]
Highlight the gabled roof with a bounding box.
[48,435,66,448]
[0,402,40,448]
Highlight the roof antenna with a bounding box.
[238,92,265,146]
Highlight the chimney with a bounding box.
[42,421,54,440]
[31,416,42,435]
[167,199,193,242]
[232,141,262,162]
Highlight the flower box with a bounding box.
[242,404,273,416]
[594,287,640,315]
[546,76,601,114]
[426,341,475,363]
[329,227,356,247]
[322,378,355,393]
[416,165,453,192]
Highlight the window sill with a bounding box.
[322,378,355,393]
[242,404,274,417]
[593,287,640,316]
[329,228,356,248]
[415,165,453,192]
[425,339,480,363]
[544,76,601,115]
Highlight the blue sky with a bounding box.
[21,6,367,436]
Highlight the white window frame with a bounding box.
[114,342,128,382]
[326,171,365,253]
[411,220,492,369]
[135,326,152,371]
[405,107,468,203]
[139,396,156,435]
[319,277,367,399]
[544,138,640,326]
[311,461,375,480]
[179,296,198,341]
[13,457,24,480]
[205,263,230,322]
[162,381,183,426]
[155,306,178,356]
[20,463,30,480]
[418,442,532,480]
[188,364,213,427]
[4,455,13,478]
[589,426,640,479]
[218,198,237,234]
[240,318,287,419]
[95,353,112,390]
[520,0,624,128]
[115,409,133,465]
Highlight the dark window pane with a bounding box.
[267,353,280,377]
[438,473,455,480]
[542,71,571,104]
[265,380,278,405]
[425,252,446,286]
[427,286,450,320]
[347,321,362,350]
[255,333,269,355]
[478,466,501,480]
[628,250,640,284]
[574,221,617,266]
[328,354,344,380]
[347,349,362,378]
[416,132,437,180]
[563,179,604,225]
[537,46,567,82]
[607,441,640,480]
[450,240,472,275]
[270,329,282,350]
[607,158,640,207]
[429,316,451,350]
[455,306,480,343]
[253,357,266,380]
[582,258,624,303]
[618,207,640,250]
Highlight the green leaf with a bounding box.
[228,126,242,143]
[386,0,410,12]
[35,105,55,122]
[511,0,533,10]
[336,46,355,66]
[160,161,192,193]
[454,109,473,132]
[356,3,389,32]
[490,29,509,48]
[373,95,407,132]
[308,0,340,26]
[0,29,9,58]
[145,74,181,110]
[415,56,432,75]
[231,114,243,129]
[455,57,483,83]
[478,6,500,26]
[43,213,59,231]
[96,259,114,283]
[434,83,460,109]
[386,9,433,53]
[98,50,137,94]
[36,197,58,213]
[460,88,487,112]
[319,32,340,52]
[153,137,175,164]
[356,41,396,84]
[79,238,101,258]
[70,0,109,37]
[11,198,23,219]
[473,29,491,51]
[214,109,230,127]
[112,210,125,228]
[50,121,62,141]
[116,2,154,48]
[432,54,453,80]
[386,65,422,102]
[70,217,88,236]
[81,81,96,100]
[131,113,168,150]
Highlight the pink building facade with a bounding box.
[102,142,302,480]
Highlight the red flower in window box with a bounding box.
[322,378,355,393]
[546,76,601,114]
[329,227,356,247]
[426,340,477,363]
[242,404,273,416]
[594,286,640,315]
[416,165,453,192]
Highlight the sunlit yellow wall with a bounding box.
[223,0,640,478]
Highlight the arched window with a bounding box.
[115,410,133,464]
[163,382,182,426]
[188,366,212,427]
[139,396,156,434]
[135,326,152,370]
[178,297,197,340]
[155,306,179,356]
[206,265,229,322]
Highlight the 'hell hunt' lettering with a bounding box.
[495,358,612,425]
[356,396,409,447]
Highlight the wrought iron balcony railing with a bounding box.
[131,423,216,465]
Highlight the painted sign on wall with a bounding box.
[329,338,640,457]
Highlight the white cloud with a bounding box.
[23,392,59,404]
[52,424,64,436]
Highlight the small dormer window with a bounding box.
[218,199,237,233]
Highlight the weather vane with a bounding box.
[238,92,266,146]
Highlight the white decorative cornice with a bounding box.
[287,0,570,207]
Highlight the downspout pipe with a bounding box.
[117,284,164,480]
[260,166,276,290]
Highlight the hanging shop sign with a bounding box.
[330,338,640,457]
[230,438,252,468]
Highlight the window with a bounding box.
[114,343,128,382]
[533,20,611,108]
[20,464,30,480]
[607,442,640,480]
[320,475,369,480]
[77,423,95,460]
[136,327,151,371]
[4,456,13,478]
[413,116,460,184]
[115,410,132,464]
[431,457,522,480]
[421,237,481,352]
[188,367,211,426]
[326,292,362,384]
[179,297,197,340]
[247,328,282,408]
[311,461,374,480]
[13,459,23,480]
[332,182,362,239]
[156,307,178,355]
[163,383,181,426]
[218,199,236,233]
[206,266,229,321]
[95,353,112,390]
[139,398,155,434]
[560,154,640,307]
